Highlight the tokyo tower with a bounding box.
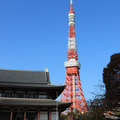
[60,0,87,113]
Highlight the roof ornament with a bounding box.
[45,68,48,72]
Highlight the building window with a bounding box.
[2,91,13,97]
[15,91,25,98]
[5,92,12,97]
[0,90,2,97]
[27,92,36,98]
[27,93,34,98]
[2,93,5,97]
[0,93,2,97]
[38,95,47,99]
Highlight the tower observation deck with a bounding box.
[60,0,87,113]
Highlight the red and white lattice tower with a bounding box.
[60,0,87,113]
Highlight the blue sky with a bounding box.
[0,0,120,100]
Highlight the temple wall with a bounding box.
[39,112,48,120]
[39,111,59,120]
[51,112,59,120]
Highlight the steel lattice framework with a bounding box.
[60,0,87,113]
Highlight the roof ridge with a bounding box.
[0,69,45,72]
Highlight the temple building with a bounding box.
[0,69,71,120]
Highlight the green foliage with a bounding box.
[60,113,67,120]
[103,53,120,109]
[60,103,105,120]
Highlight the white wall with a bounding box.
[39,112,48,120]
[51,112,59,120]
